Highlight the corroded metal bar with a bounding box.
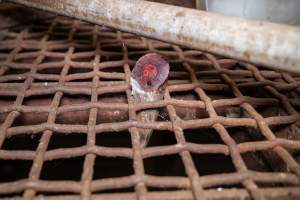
[6,0,300,73]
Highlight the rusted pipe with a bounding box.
[0,94,281,126]
[6,0,300,73]
[0,95,213,125]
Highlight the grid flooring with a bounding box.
[0,17,300,200]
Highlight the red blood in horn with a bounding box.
[132,53,170,91]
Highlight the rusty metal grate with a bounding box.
[0,16,300,200]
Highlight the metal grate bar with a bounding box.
[23,20,76,200]
[80,25,101,200]
[181,62,262,199]
[164,88,206,199]
[0,28,29,148]
[121,31,149,200]
[205,52,300,188]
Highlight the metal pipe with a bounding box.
[6,0,300,73]
[0,95,213,125]
[0,94,281,125]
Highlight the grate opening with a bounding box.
[259,149,294,172]
[93,187,135,194]
[30,25,48,33]
[101,66,125,73]
[0,48,13,54]
[101,55,125,63]
[38,67,62,75]
[147,130,177,147]
[128,53,149,62]
[40,157,85,181]
[72,56,95,63]
[0,192,22,199]
[3,68,30,75]
[73,35,92,41]
[156,110,170,121]
[49,33,69,40]
[51,47,69,53]
[171,90,199,100]
[0,160,32,182]
[23,94,53,106]
[203,89,235,100]
[96,131,131,147]
[60,94,90,105]
[56,110,90,125]
[147,187,184,192]
[0,95,15,106]
[68,78,93,83]
[255,105,283,118]
[12,112,48,126]
[191,153,236,175]
[43,56,65,63]
[98,92,128,102]
[0,14,299,200]
[101,45,123,53]
[93,157,134,179]
[0,114,9,124]
[239,86,273,98]
[47,133,86,149]
[242,151,273,172]
[184,128,225,145]
[73,46,95,54]
[166,62,186,72]
[144,154,186,176]
[229,127,265,143]
[2,134,41,150]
